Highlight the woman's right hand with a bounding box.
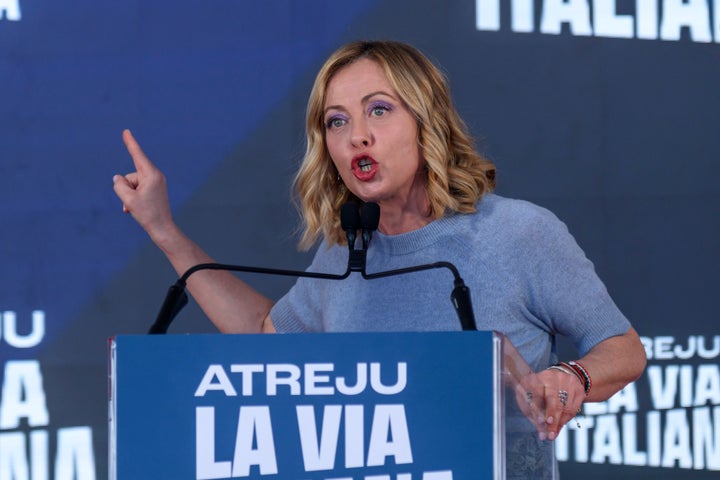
[112,129,276,333]
[113,129,176,244]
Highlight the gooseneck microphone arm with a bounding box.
[361,262,476,331]
[149,203,366,334]
[148,202,477,334]
[147,261,353,335]
[351,201,476,330]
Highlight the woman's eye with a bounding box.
[370,104,390,117]
[326,117,346,129]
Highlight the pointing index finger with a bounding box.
[122,129,155,175]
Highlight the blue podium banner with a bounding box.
[109,332,503,479]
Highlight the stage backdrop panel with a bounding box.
[1,1,718,479]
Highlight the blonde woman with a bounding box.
[113,41,645,466]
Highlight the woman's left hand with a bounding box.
[531,367,586,440]
[517,327,646,441]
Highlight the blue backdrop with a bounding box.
[1,1,718,478]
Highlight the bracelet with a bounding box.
[547,364,574,376]
[565,360,592,396]
[550,363,585,390]
[550,361,589,395]
[546,362,588,427]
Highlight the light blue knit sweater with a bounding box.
[271,193,630,372]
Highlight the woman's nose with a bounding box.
[350,120,371,147]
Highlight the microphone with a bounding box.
[344,202,380,273]
[342,202,363,271]
[341,202,361,247]
[360,202,380,250]
[148,202,476,333]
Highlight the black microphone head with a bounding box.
[341,202,361,248]
[341,202,361,231]
[361,202,380,231]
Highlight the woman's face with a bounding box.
[323,58,425,209]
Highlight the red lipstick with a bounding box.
[351,155,378,181]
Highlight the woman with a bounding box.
[113,40,645,464]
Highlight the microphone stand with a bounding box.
[148,203,477,334]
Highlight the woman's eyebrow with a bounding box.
[323,90,396,114]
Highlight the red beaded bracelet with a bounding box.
[563,360,592,396]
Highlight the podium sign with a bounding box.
[109,332,504,479]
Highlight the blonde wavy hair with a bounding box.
[294,40,496,250]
